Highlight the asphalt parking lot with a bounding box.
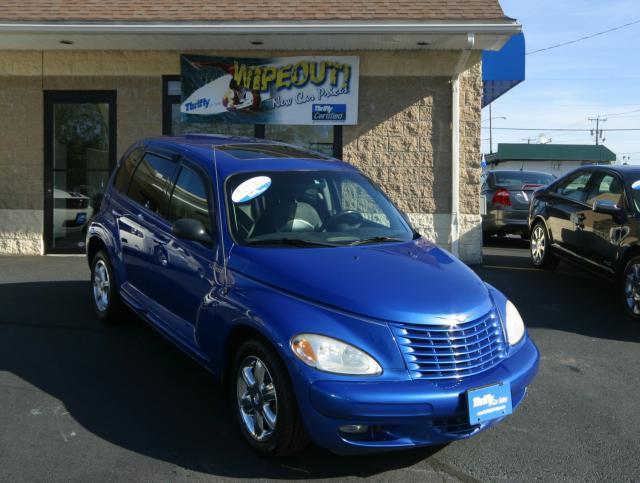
[1,244,639,482]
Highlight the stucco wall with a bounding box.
[0,50,483,262]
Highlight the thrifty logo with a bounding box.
[312,104,346,121]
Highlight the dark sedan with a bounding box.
[528,165,640,320]
[482,170,555,239]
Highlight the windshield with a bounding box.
[494,171,555,187]
[631,179,640,213]
[226,171,415,247]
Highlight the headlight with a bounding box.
[505,300,525,345]
[290,334,382,375]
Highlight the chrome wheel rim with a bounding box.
[92,260,110,312]
[624,263,640,315]
[531,226,546,265]
[236,356,277,442]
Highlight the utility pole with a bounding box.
[589,116,607,145]
[489,103,493,154]
[521,137,535,144]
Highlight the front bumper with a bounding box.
[295,337,539,454]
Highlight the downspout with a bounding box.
[450,33,475,258]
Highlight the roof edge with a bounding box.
[0,20,522,35]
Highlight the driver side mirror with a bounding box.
[592,200,623,217]
[172,218,212,244]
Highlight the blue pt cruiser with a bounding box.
[87,135,539,456]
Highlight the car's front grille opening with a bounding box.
[431,416,481,436]
[390,310,506,380]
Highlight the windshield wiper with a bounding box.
[348,236,405,246]
[246,238,338,248]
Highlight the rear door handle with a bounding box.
[112,209,123,217]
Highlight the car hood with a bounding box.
[228,238,492,325]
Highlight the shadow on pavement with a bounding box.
[483,235,530,250]
[475,248,640,344]
[0,281,443,479]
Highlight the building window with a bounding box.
[162,75,342,158]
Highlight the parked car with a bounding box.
[529,165,640,320]
[53,188,93,239]
[86,135,539,456]
[482,170,555,239]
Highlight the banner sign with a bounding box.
[180,54,359,125]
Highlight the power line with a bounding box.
[526,18,640,55]
[484,127,640,131]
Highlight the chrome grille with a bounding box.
[390,310,506,380]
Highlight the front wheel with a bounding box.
[231,339,309,457]
[530,222,558,269]
[621,256,640,321]
[91,250,124,323]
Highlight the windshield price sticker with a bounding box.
[232,176,272,203]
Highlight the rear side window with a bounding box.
[167,166,213,235]
[127,153,178,215]
[113,147,143,193]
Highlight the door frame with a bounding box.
[43,90,117,254]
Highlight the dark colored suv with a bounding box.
[528,165,640,320]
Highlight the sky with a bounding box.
[483,0,640,163]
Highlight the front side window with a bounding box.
[127,153,178,214]
[226,171,414,247]
[168,166,213,235]
[555,171,593,202]
[586,173,624,207]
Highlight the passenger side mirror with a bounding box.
[592,200,623,217]
[172,218,212,244]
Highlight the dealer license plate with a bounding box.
[467,382,513,424]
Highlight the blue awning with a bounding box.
[482,33,525,107]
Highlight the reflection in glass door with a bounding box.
[44,91,116,253]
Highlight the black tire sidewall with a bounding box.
[230,339,302,456]
[621,256,640,321]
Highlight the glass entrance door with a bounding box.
[44,91,116,253]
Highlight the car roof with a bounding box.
[573,164,640,180]
[141,134,356,178]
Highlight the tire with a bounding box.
[231,338,309,457]
[620,256,640,322]
[530,222,559,269]
[90,250,124,323]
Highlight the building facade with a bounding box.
[0,1,521,263]
[486,143,617,178]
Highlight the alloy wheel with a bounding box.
[531,225,546,265]
[93,260,111,312]
[236,356,278,442]
[624,263,640,315]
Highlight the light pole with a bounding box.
[484,104,506,154]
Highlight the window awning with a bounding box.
[482,32,525,107]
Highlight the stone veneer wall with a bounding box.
[0,50,483,263]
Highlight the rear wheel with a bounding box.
[530,222,558,269]
[621,256,640,321]
[231,339,309,457]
